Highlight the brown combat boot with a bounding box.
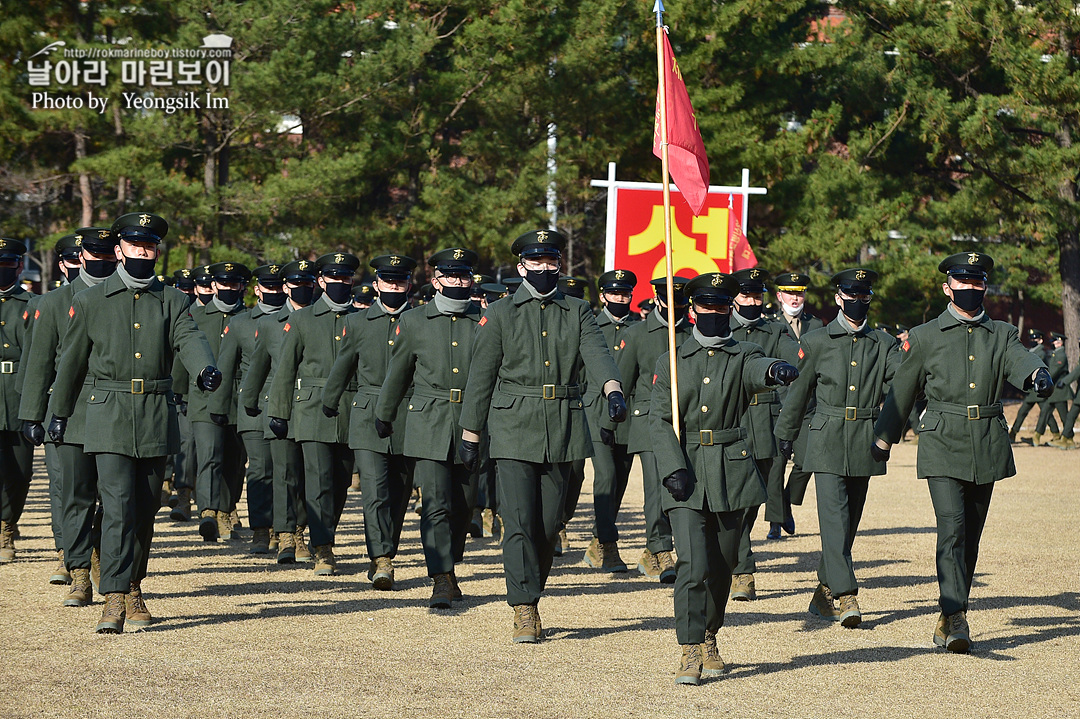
[602,541,629,573]
[294,526,312,562]
[656,551,677,584]
[553,528,569,556]
[170,488,192,521]
[217,511,238,540]
[637,549,661,578]
[64,568,93,607]
[730,573,756,601]
[230,508,243,530]
[450,570,463,600]
[369,556,394,590]
[482,508,499,538]
[675,644,703,685]
[700,630,727,678]
[429,573,455,609]
[95,592,126,634]
[512,604,538,644]
[165,479,179,508]
[0,520,16,563]
[268,529,279,552]
[583,537,603,568]
[933,610,971,653]
[313,544,335,576]
[251,528,271,554]
[49,549,72,585]
[125,582,153,629]
[90,547,101,595]
[838,594,862,628]
[809,583,840,621]
[160,480,173,508]
[276,529,296,564]
[199,509,218,541]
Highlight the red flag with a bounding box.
[729,210,758,270]
[653,31,710,216]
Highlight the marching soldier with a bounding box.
[322,254,416,588]
[168,268,200,520]
[1033,332,1070,446]
[458,230,625,643]
[211,264,287,553]
[873,251,1052,653]
[469,273,495,311]
[269,252,360,576]
[352,283,375,310]
[193,265,214,306]
[583,269,637,573]
[651,272,798,685]
[372,248,482,607]
[775,268,901,627]
[469,274,503,540]
[614,276,693,583]
[553,275,590,555]
[0,238,35,564]
[240,260,318,563]
[1008,329,1054,442]
[1049,348,1080,449]
[47,212,220,633]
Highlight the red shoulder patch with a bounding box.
[620,339,626,349]
[902,340,910,352]
[254,329,258,339]
[798,347,804,360]
[68,306,75,318]
[223,325,230,334]
[284,322,291,332]
[653,373,658,385]
[34,309,40,320]
[478,316,488,327]
[341,326,346,337]
[395,324,400,336]
[22,310,29,321]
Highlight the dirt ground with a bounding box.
[1,414,1078,719]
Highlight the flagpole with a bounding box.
[655,0,680,441]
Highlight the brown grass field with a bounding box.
[1,411,1078,719]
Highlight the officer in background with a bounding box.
[553,275,590,555]
[470,277,505,540]
[614,276,693,584]
[168,268,200,520]
[873,251,1051,653]
[637,298,654,321]
[211,264,287,554]
[727,268,799,602]
[458,229,625,643]
[469,273,495,311]
[1008,329,1054,442]
[352,283,375,310]
[177,261,251,542]
[193,265,214,306]
[583,269,637,574]
[48,212,220,633]
[772,271,824,538]
[0,238,34,564]
[323,254,416,588]
[775,269,900,627]
[651,272,799,685]
[1048,347,1079,449]
[241,260,318,563]
[373,248,482,608]
[269,252,360,577]
[1033,332,1071,446]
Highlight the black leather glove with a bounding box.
[269,417,288,440]
[600,427,616,447]
[1033,368,1053,399]
[322,405,340,418]
[778,438,793,461]
[22,420,45,447]
[244,405,262,418]
[766,361,799,386]
[458,439,480,472]
[47,415,67,444]
[607,390,627,423]
[375,418,393,438]
[662,469,691,502]
[210,413,228,427]
[870,441,891,463]
[197,366,222,392]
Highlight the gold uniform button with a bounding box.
[0,298,5,302]
[335,336,341,341]
[90,395,95,401]
[390,318,396,323]
[701,405,708,412]
[708,350,715,356]
[969,355,975,361]
[388,340,394,345]
[408,404,414,410]
[542,331,548,337]
[968,327,973,334]
[852,337,857,343]
[452,317,457,322]
[452,341,458,347]
[134,293,140,300]
[135,352,142,359]
[850,361,857,366]
[634,409,640,416]
[703,377,710,384]
[452,368,459,374]
[849,385,856,391]
[544,361,550,367]
[134,323,141,329]
[0,321,5,326]
[969,382,976,388]
[2,343,7,348]
[741,450,747,456]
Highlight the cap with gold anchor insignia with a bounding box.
[316,252,360,278]
[511,229,566,258]
[938,251,994,280]
[55,234,81,261]
[480,282,508,301]
[209,261,252,283]
[773,271,810,292]
[111,212,168,244]
[1026,328,1045,342]
[73,227,116,254]
[282,259,318,283]
[157,274,175,286]
[558,276,588,300]
[352,283,375,304]
[0,238,27,261]
[685,272,739,305]
[252,264,284,287]
[1050,331,1068,342]
[649,276,692,304]
[471,273,495,298]
[369,254,417,281]
[731,268,769,294]
[194,265,214,288]
[429,247,478,273]
[832,268,878,294]
[174,268,196,291]
[598,269,637,293]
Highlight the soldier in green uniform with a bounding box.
[772,272,824,538]
[167,268,201,520]
[0,238,35,564]
[583,269,637,573]
[19,229,118,600]
[1033,332,1070,446]
[352,283,375,310]
[553,275,590,556]
[469,273,495,311]
[48,212,220,633]
[322,254,415,588]
[1008,329,1054,442]
[614,276,692,583]
[269,252,360,576]
[726,268,800,601]
[177,261,251,542]
[371,248,482,607]
[193,265,214,306]
[651,272,799,684]
[211,264,286,553]
[458,230,625,642]
[1048,347,1079,448]
[241,260,317,563]
[775,269,901,627]
[873,251,1051,653]
[468,273,501,539]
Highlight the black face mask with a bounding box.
[440,284,473,301]
[606,301,631,318]
[524,268,559,295]
[379,290,408,309]
[288,285,314,306]
[951,288,985,313]
[122,255,156,279]
[695,312,730,337]
[735,303,763,321]
[216,288,242,306]
[841,298,870,323]
[0,266,18,288]
[83,259,117,278]
[323,282,353,305]
[64,266,80,281]
[261,291,287,308]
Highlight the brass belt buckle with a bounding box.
[0,361,12,374]
[543,384,556,400]
[966,405,980,420]
[845,406,857,421]
[699,429,714,446]
[131,378,145,395]
[748,394,759,406]
[449,388,462,403]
